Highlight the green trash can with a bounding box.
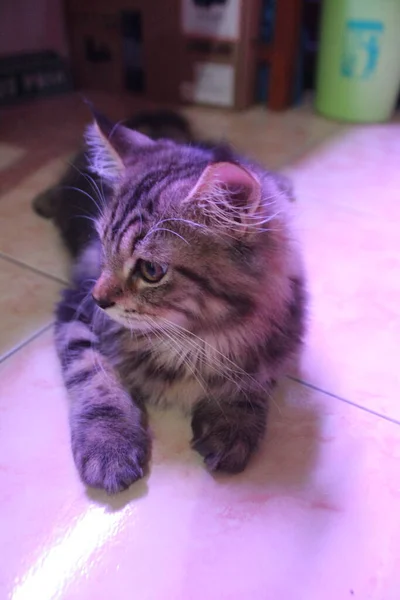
[316,0,400,122]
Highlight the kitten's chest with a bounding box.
[115,335,206,411]
[139,375,204,412]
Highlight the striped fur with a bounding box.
[55,114,307,493]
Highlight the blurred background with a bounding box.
[1,0,399,116]
[0,0,306,111]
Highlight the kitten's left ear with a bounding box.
[188,162,262,230]
[85,109,155,185]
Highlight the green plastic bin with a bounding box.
[316,0,400,122]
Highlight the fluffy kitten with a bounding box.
[54,111,306,494]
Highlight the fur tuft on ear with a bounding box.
[186,162,263,233]
[85,121,124,184]
[85,110,155,185]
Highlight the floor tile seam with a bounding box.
[0,322,54,365]
[0,252,69,286]
[288,375,400,427]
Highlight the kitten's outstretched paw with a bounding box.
[73,426,150,494]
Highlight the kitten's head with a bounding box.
[87,114,291,334]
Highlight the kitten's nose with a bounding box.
[92,295,115,310]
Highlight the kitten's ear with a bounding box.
[85,110,155,184]
[188,162,262,230]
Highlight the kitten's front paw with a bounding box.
[191,411,257,474]
[192,429,253,473]
[72,424,150,494]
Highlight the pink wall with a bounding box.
[0,0,68,56]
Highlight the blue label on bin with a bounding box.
[341,20,384,79]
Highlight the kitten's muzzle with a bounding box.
[92,295,115,310]
[92,271,122,310]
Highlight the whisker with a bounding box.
[145,227,190,245]
[158,317,279,412]
[155,217,208,231]
[61,185,103,217]
[66,161,107,214]
[148,317,210,398]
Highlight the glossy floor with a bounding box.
[1,95,399,600]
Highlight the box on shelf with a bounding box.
[65,0,261,109]
[179,0,260,108]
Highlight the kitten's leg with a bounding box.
[55,285,149,494]
[191,391,269,473]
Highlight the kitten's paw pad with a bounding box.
[191,427,254,474]
[73,428,150,494]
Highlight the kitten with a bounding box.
[54,111,307,494]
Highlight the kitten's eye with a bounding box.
[138,260,168,284]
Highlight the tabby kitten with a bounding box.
[55,112,306,494]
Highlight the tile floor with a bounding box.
[1,94,400,600]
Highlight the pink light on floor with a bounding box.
[12,505,133,600]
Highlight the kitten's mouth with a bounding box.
[108,307,159,332]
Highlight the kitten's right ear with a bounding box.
[85,109,155,185]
